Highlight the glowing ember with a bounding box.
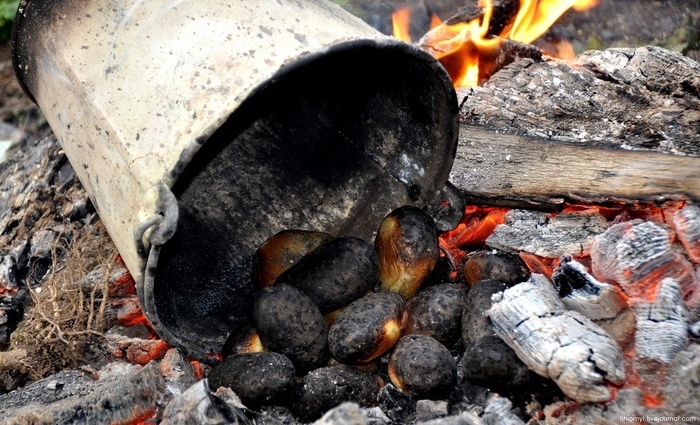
[393,0,598,87]
[440,205,509,250]
[519,252,557,278]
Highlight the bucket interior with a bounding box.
[150,42,458,356]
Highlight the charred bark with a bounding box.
[450,46,700,207]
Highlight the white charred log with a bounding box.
[634,279,690,364]
[674,204,700,263]
[552,256,627,321]
[485,210,609,258]
[488,274,625,403]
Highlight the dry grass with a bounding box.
[8,223,116,380]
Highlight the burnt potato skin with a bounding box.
[460,279,532,390]
[252,229,333,288]
[293,365,381,422]
[328,291,405,364]
[252,283,329,373]
[463,250,530,287]
[388,334,457,399]
[221,322,265,358]
[276,237,379,314]
[376,206,439,299]
[208,352,295,407]
[404,283,467,346]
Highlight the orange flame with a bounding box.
[509,0,598,44]
[392,8,412,42]
[394,0,598,87]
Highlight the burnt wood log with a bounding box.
[439,0,520,36]
[450,46,700,207]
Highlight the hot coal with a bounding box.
[481,396,526,425]
[388,334,457,400]
[276,237,378,314]
[404,283,466,346]
[460,279,533,391]
[252,283,329,373]
[376,206,440,299]
[590,220,699,303]
[252,229,333,288]
[208,352,296,407]
[292,365,381,422]
[328,291,405,365]
[463,250,530,287]
[634,279,689,365]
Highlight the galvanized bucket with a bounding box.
[12,0,458,359]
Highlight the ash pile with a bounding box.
[1,137,700,425]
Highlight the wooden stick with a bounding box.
[450,124,700,207]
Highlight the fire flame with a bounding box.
[393,0,598,87]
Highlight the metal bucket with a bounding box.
[12,0,458,359]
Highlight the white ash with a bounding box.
[552,256,626,320]
[364,407,392,424]
[486,210,609,258]
[691,321,700,338]
[663,344,700,416]
[417,412,483,425]
[161,379,252,425]
[634,278,689,364]
[415,400,449,420]
[488,274,625,403]
[0,362,166,424]
[0,254,18,291]
[313,403,368,425]
[161,349,198,397]
[544,388,649,424]
[594,308,637,346]
[674,204,700,263]
[552,256,636,345]
[481,397,525,425]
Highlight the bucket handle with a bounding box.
[134,181,179,257]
